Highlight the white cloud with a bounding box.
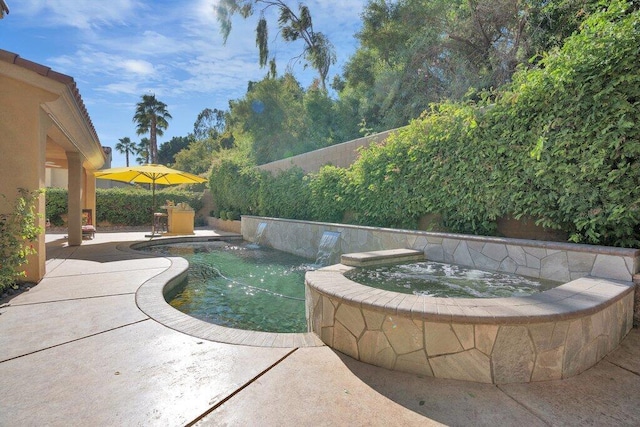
[120,59,155,76]
[18,0,142,29]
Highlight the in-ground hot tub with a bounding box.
[305,248,635,384]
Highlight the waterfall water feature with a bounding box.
[254,222,267,245]
[314,231,341,266]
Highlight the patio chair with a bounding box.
[153,212,168,234]
[82,209,96,239]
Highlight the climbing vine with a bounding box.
[0,188,44,292]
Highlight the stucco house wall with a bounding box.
[0,49,104,282]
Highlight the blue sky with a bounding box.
[0,0,366,167]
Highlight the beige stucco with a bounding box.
[0,49,104,282]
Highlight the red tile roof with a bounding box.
[0,48,100,145]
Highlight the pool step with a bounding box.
[340,248,425,267]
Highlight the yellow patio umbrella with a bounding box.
[95,164,207,235]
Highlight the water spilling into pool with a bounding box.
[315,231,341,265]
[142,241,312,333]
[345,261,560,298]
[254,222,267,245]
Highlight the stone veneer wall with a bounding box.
[242,216,640,283]
[305,267,634,384]
[242,216,638,383]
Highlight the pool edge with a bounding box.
[125,238,325,349]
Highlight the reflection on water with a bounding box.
[346,261,561,298]
[142,241,312,333]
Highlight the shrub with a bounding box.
[0,188,43,292]
[210,157,262,216]
[258,167,312,219]
[44,187,68,226]
[308,165,348,223]
[97,187,204,225]
[45,187,204,226]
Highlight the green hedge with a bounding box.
[258,167,311,220]
[45,187,204,226]
[209,157,262,216]
[208,3,639,247]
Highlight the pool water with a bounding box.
[345,261,560,298]
[143,241,312,333]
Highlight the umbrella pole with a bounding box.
[151,181,156,236]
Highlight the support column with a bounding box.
[67,151,83,246]
[84,169,97,225]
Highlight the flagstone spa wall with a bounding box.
[242,216,639,383]
[305,264,633,384]
[241,216,640,283]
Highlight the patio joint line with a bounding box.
[605,359,640,377]
[42,265,169,279]
[496,384,553,426]
[0,318,150,364]
[1,292,137,307]
[185,348,299,427]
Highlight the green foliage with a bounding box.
[0,188,43,291]
[44,187,68,226]
[211,3,639,248]
[217,0,336,89]
[45,188,203,226]
[115,137,138,167]
[338,0,607,133]
[308,165,348,223]
[209,155,263,215]
[133,94,172,164]
[158,136,194,166]
[173,139,217,175]
[96,188,203,225]
[204,2,638,247]
[328,2,640,247]
[258,167,312,219]
[487,1,640,246]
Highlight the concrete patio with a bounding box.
[1,230,639,426]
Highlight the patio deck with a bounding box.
[0,229,639,425]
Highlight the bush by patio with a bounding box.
[45,187,204,226]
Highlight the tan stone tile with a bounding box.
[531,346,565,381]
[425,322,463,356]
[491,325,536,384]
[429,348,492,383]
[383,315,423,355]
[335,303,366,337]
[452,323,475,350]
[362,307,386,330]
[475,324,499,356]
[358,330,394,369]
[333,322,359,359]
[395,349,433,377]
[321,295,336,328]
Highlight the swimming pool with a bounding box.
[141,241,312,333]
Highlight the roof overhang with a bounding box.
[0,49,105,170]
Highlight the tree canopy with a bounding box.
[133,94,172,164]
[216,0,336,90]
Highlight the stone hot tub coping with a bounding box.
[305,249,635,384]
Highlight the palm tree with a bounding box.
[114,137,137,166]
[135,138,150,165]
[133,94,171,164]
